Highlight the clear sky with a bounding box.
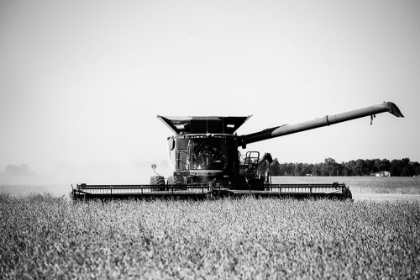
[1,0,419,184]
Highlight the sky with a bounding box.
[1,0,419,184]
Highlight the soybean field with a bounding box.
[1,187,419,279]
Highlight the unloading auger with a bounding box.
[72,102,404,200]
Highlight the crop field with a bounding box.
[1,191,419,279]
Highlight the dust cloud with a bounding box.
[0,160,174,197]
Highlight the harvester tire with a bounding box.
[174,176,187,190]
[167,176,174,185]
[150,175,165,185]
[345,187,353,200]
[150,176,165,191]
[174,176,185,185]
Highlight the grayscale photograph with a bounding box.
[1,0,419,279]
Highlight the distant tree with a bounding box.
[324,158,335,176]
[319,163,327,176]
[286,163,294,176]
[377,159,390,172]
[337,162,347,176]
[272,157,419,177]
[294,163,302,176]
[390,159,402,176]
[364,159,375,175]
[413,162,420,176]
[373,159,381,173]
[278,163,284,175]
[400,158,414,176]
[402,166,415,177]
[341,163,350,176]
[312,164,321,176]
[354,159,366,176]
[345,160,356,176]
[305,164,314,176]
[279,163,290,176]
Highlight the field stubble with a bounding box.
[1,193,419,279]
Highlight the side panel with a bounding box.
[174,138,189,170]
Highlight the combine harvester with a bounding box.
[72,102,403,200]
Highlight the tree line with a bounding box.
[266,158,420,177]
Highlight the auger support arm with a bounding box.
[241,102,404,145]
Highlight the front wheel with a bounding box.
[174,176,186,185]
[150,176,166,191]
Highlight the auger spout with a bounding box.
[241,102,404,145]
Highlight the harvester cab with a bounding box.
[157,115,274,188]
[72,102,404,200]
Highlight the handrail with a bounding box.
[176,150,189,170]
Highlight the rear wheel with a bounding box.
[174,176,187,190]
[344,187,353,200]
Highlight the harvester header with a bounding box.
[72,101,404,200]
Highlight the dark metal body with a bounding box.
[72,102,403,200]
